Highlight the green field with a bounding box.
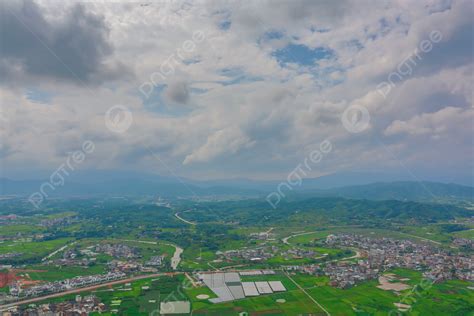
[0,237,74,262]
[0,224,46,236]
[23,264,107,281]
[289,270,474,316]
[40,275,188,315]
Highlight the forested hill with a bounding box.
[315,181,473,202]
[183,196,473,226]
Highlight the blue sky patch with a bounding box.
[218,67,244,77]
[190,87,209,95]
[263,30,284,40]
[26,88,54,104]
[273,43,333,66]
[217,67,262,86]
[218,19,231,30]
[182,57,201,65]
[219,76,263,86]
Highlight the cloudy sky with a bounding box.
[0,0,472,184]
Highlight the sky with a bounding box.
[0,0,473,184]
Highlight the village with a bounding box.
[284,234,473,288]
[8,272,126,298]
[2,294,106,315]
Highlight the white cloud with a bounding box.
[183,127,255,165]
[1,0,472,182]
[384,107,472,137]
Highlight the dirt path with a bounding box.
[398,233,442,245]
[284,271,330,315]
[41,241,77,262]
[207,262,219,271]
[184,272,198,288]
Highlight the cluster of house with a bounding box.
[286,234,473,288]
[39,216,77,228]
[0,253,22,260]
[321,260,379,288]
[452,237,473,249]
[327,234,472,281]
[44,248,94,267]
[281,248,318,260]
[146,255,165,266]
[3,294,106,315]
[249,231,276,241]
[0,214,18,222]
[106,258,163,274]
[93,243,139,259]
[9,272,126,297]
[216,245,278,262]
[42,243,166,275]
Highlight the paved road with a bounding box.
[282,231,362,262]
[0,273,180,311]
[118,239,158,245]
[174,212,196,225]
[282,231,317,244]
[281,226,363,245]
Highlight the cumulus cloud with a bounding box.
[0,0,127,84]
[183,127,255,165]
[384,107,472,137]
[0,0,472,183]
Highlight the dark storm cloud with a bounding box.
[0,0,122,84]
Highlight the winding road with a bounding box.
[282,231,317,244]
[174,212,196,226]
[282,231,363,262]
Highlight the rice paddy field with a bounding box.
[291,270,474,316]
[191,289,326,315]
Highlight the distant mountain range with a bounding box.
[1,170,472,202]
[303,181,474,202]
